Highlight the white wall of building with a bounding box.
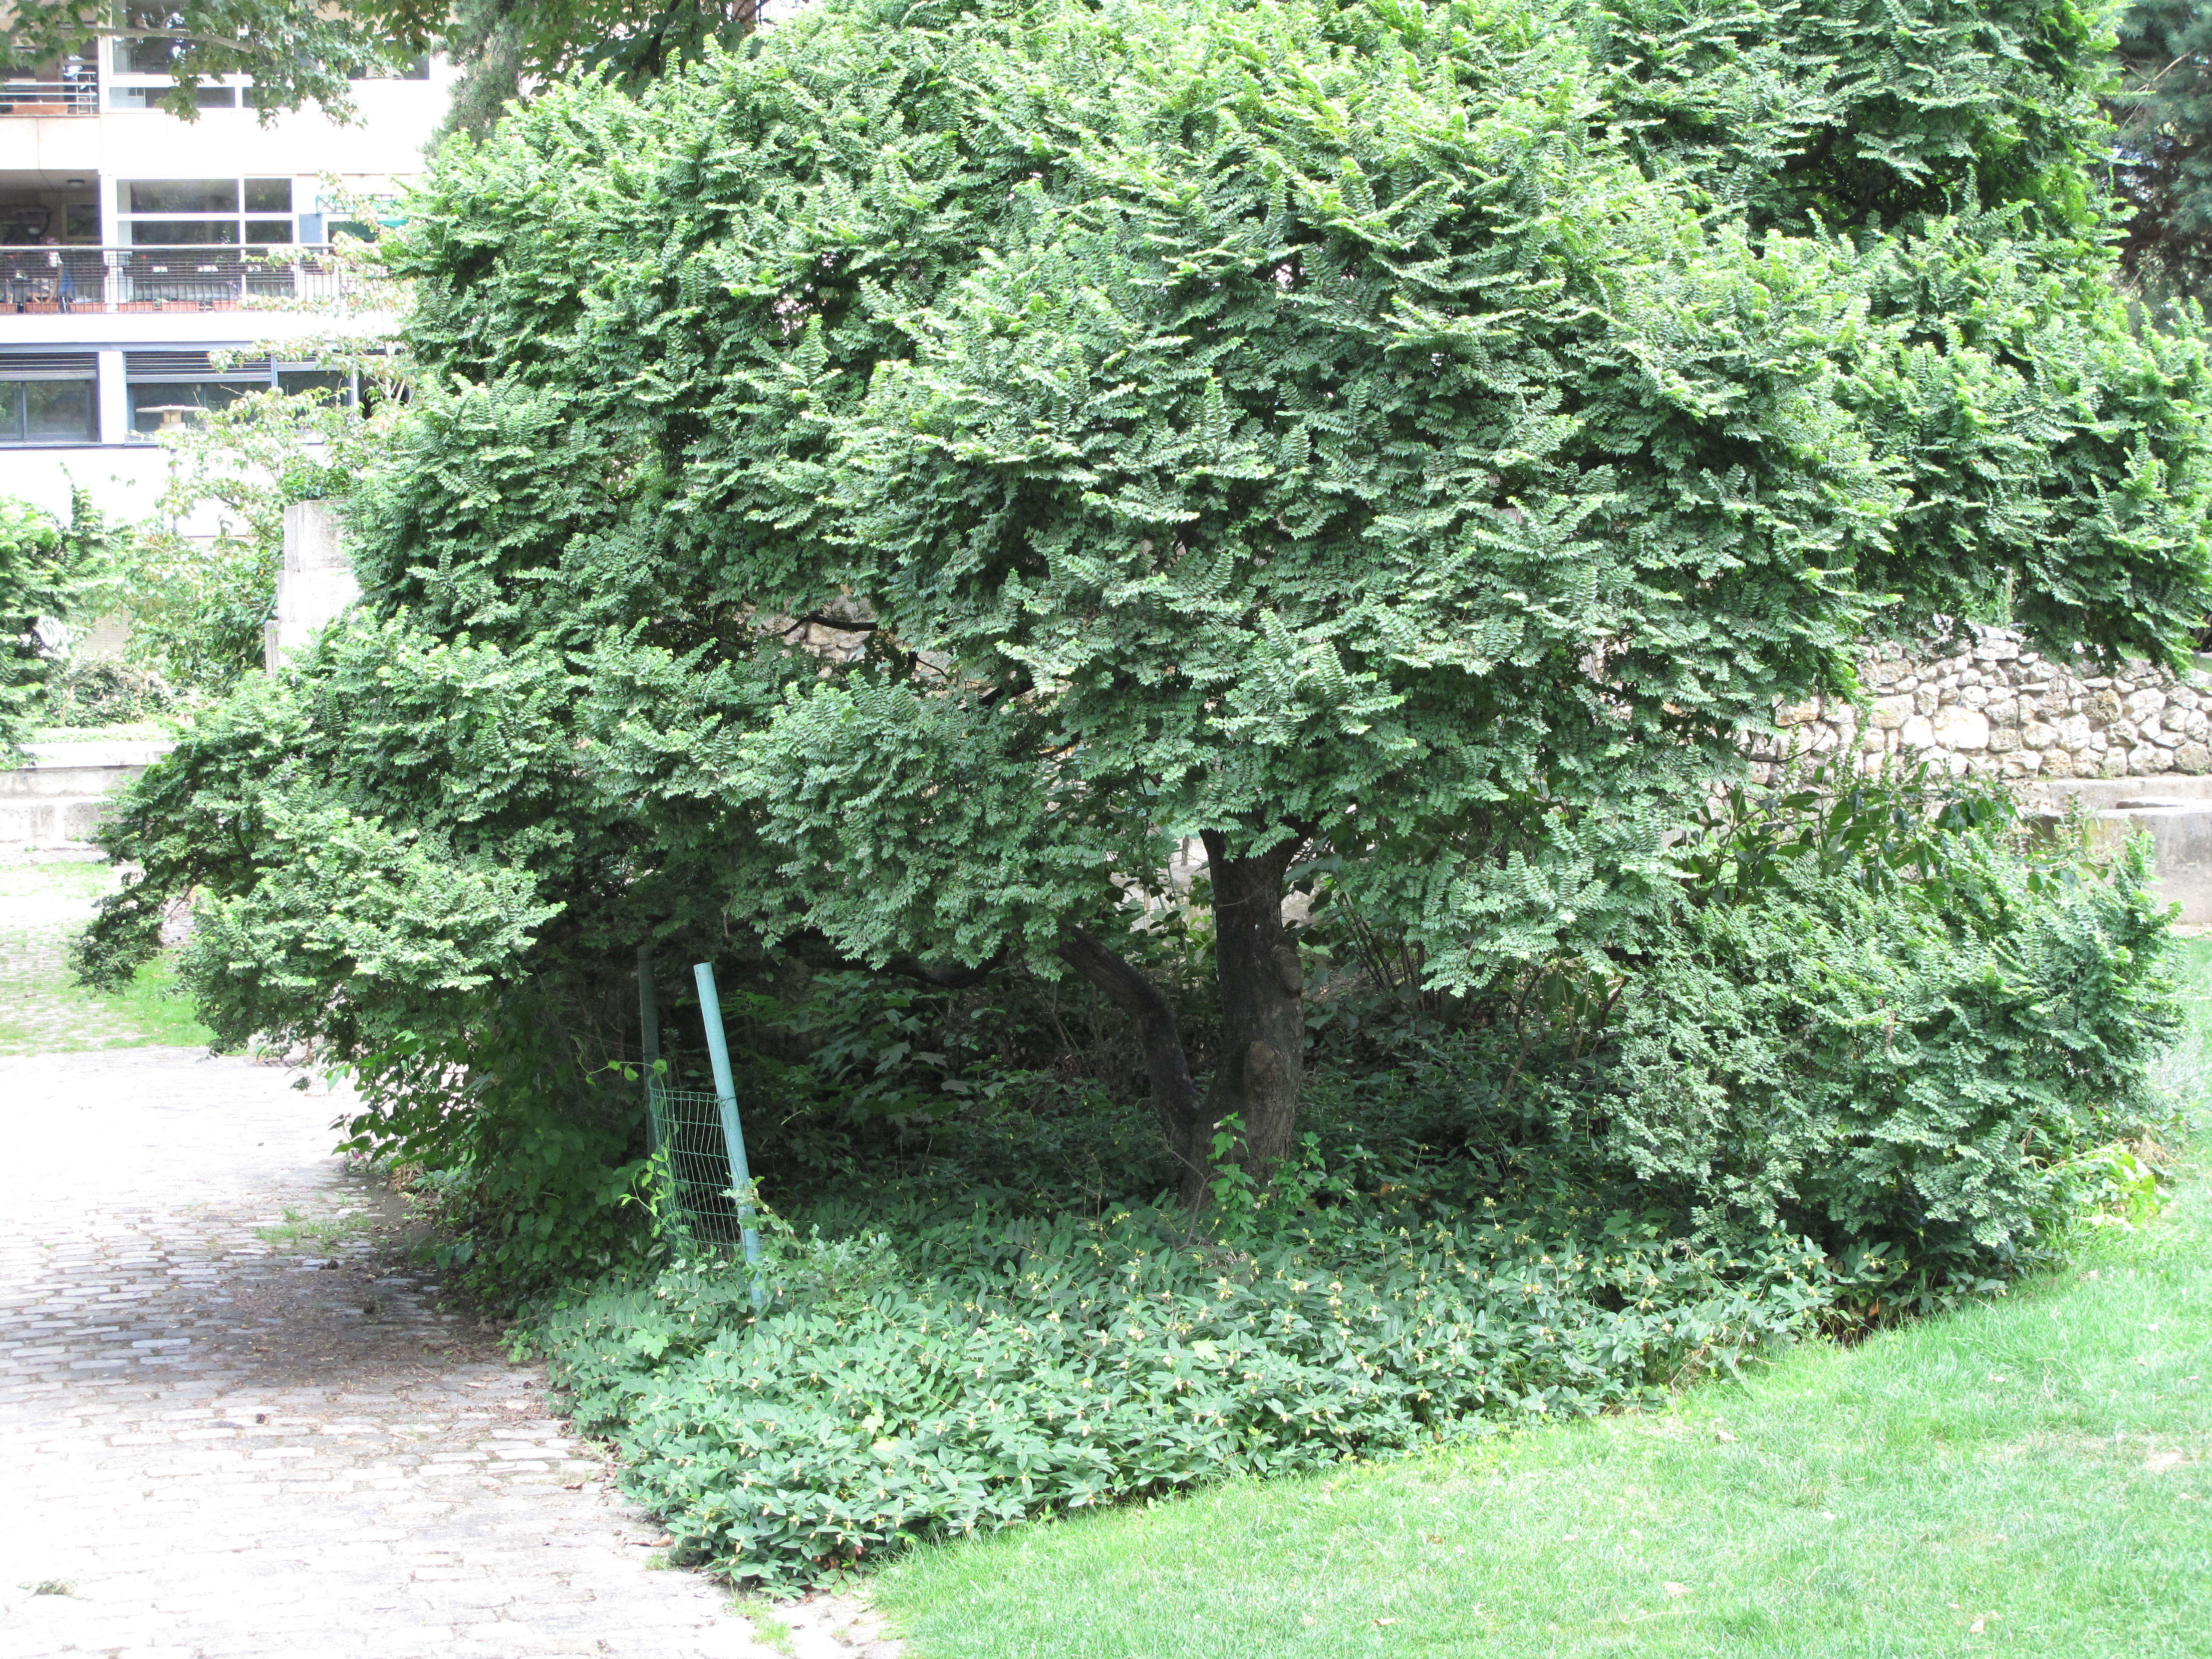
[2,42,443,525]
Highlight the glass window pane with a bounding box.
[24,381,95,441]
[277,370,348,402]
[124,220,240,245]
[243,179,292,213]
[124,180,239,214]
[117,36,187,74]
[0,385,24,444]
[244,220,292,244]
[129,381,251,435]
[108,85,236,110]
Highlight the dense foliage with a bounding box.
[4,0,761,133]
[82,0,2212,1293]
[2112,0,2212,305]
[537,775,2181,1589]
[0,492,110,758]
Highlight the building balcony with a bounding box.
[0,246,359,315]
[0,80,101,119]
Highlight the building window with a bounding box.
[349,54,432,81]
[108,84,235,110]
[124,351,286,435]
[0,356,98,445]
[128,380,253,433]
[107,13,247,113]
[117,179,296,247]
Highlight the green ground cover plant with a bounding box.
[867,950,2212,1656]
[872,1183,2212,1657]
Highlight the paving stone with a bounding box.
[0,1046,809,1659]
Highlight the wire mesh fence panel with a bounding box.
[648,1084,750,1251]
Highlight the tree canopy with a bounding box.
[2112,0,2212,305]
[88,0,2212,1216]
[3,0,760,131]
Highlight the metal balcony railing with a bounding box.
[0,78,100,117]
[0,247,362,314]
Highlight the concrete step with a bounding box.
[0,763,153,800]
[0,794,118,848]
[2030,774,2212,923]
[0,740,171,846]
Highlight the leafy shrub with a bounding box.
[1295,766,2183,1297]
[531,775,2185,1590]
[546,1183,1835,1590]
[1,491,109,756]
[38,657,174,728]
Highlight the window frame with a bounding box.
[0,377,99,447]
[116,177,299,250]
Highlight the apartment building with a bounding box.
[0,23,450,524]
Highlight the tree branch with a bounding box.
[1055,923,1203,1161]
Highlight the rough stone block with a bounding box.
[1870,694,1912,730]
[2180,742,2212,775]
[1928,707,1990,750]
[1900,715,1934,749]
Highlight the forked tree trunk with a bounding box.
[1055,832,1304,1208]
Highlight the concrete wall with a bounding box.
[263,499,357,668]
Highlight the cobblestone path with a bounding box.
[0,1046,893,1659]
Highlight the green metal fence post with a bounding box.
[693,960,765,1308]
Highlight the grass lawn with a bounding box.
[0,855,211,1055]
[872,952,2212,1657]
[26,722,181,746]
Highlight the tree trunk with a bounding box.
[1056,831,1305,1208]
[1196,830,1304,1202]
[1056,923,1206,1187]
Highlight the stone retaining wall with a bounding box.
[1774,628,2212,780]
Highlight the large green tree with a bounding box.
[87,0,2212,1221]
[4,0,760,131]
[2111,0,2212,304]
